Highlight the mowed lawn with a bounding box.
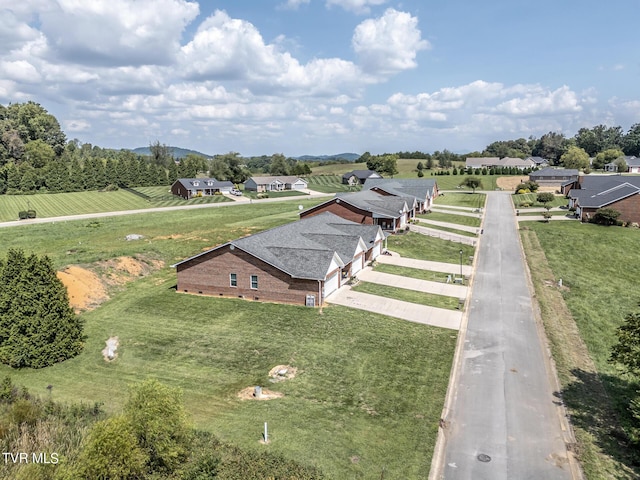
[387,231,475,263]
[521,221,640,477]
[304,174,360,193]
[418,211,482,228]
[0,200,457,479]
[0,187,232,223]
[433,192,486,209]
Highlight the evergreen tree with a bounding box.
[104,158,118,186]
[0,250,84,368]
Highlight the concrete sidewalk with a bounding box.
[357,269,468,298]
[416,217,479,233]
[376,254,473,276]
[326,287,462,330]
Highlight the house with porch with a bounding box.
[362,178,438,213]
[299,190,414,232]
[172,212,384,306]
[171,178,234,199]
[244,176,308,192]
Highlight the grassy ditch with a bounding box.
[520,222,640,478]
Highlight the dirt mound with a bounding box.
[268,365,298,382]
[58,255,164,311]
[237,386,284,400]
[57,267,108,312]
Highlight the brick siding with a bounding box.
[176,245,321,305]
[300,201,375,225]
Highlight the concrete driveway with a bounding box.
[376,254,473,277]
[357,269,468,298]
[327,287,462,330]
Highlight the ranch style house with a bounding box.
[171,178,234,199]
[244,176,308,192]
[173,212,385,306]
[341,169,382,185]
[565,175,640,223]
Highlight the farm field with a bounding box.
[521,222,640,478]
[304,174,360,193]
[0,187,232,223]
[0,200,458,479]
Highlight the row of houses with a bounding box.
[174,178,438,306]
[563,175,640,223]
[466,156,546,170]
[171,176,309,199]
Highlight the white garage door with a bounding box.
[351,255,364,275]
[323,271,340,298]
[371,242,381,259]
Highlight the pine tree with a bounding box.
[0,250,84,368]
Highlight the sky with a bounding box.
[1,0,639,156]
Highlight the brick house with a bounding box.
[363,178,438,213]
[566,175,640,223]
[172,212,384,306]
[299,190,414,232]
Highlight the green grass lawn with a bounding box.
[386,232,475,264]
[352,281,461,310]
[513,193,568,209]
[418,211,482,228]
[0,187,233,222]
[374,263,462,283]
[241,189,309,199]
[416,222,478,237]
[521,222,640,478]
[304,174,361,193]
[0,200,457,479]
[518,210,575,217]
[433,193,486,209]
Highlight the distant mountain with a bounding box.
[293,153,361,162]
[130,146,212,159]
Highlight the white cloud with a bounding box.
[0,60,41,83]
[278,0,310,10]
[352,9,429,75]
[326,0,387,15]
[494,85,582,116]
[64,119,91,132]
[37,0,199,66]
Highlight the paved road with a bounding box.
[0,191,332,229]
[436,192,575,479]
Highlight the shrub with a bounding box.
[592,207,621,226]
[26,209,36,219]
[18,211,28,220]
[536,192,555,204]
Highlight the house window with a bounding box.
[230,273,237,287]
[193,181,199,186]
[250,275,258,289]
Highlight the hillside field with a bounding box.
[0,199,459,479]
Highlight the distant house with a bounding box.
[171,178,234,199]
[363,178,438,213]
[525,156,549,167]
[465,157,534,170]
[529,168,579,190]
[172,212,384,306]
[341,170,382,185]
[604,156,640,173]
[299,190,414,232]
[244,176,308,192]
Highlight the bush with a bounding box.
[18,211,28,220]
[27,209,36,219]
[536,192,555,204]
[591,207,621,226]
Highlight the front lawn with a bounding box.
[386,232,475,263]
[352,281,461,310]
[374,263,462,284]
[434,192,486,208]
[419,211,482,228]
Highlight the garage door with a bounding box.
[323,271,340,298]
[351,254,364,275]
[371,241,381,259]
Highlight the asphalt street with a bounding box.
[438,192,575,479]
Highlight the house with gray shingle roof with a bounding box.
[171,178,235,199]
[566,175,640,223]
[299,189,414,232]
[244,175,308,192]
[172,212,384,306]
[362,178,438,212]
[342,169,382,185]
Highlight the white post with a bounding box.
[264,422,268,443]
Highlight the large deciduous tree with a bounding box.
[560,146,590,170]
[593,148,625,170]
[459,176,483,193]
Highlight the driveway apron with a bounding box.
[439,192,573,479]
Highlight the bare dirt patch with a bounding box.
[58,255,164,311]
[237,386,284,401]
[497,176,529,190]
[57,266,108,312]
